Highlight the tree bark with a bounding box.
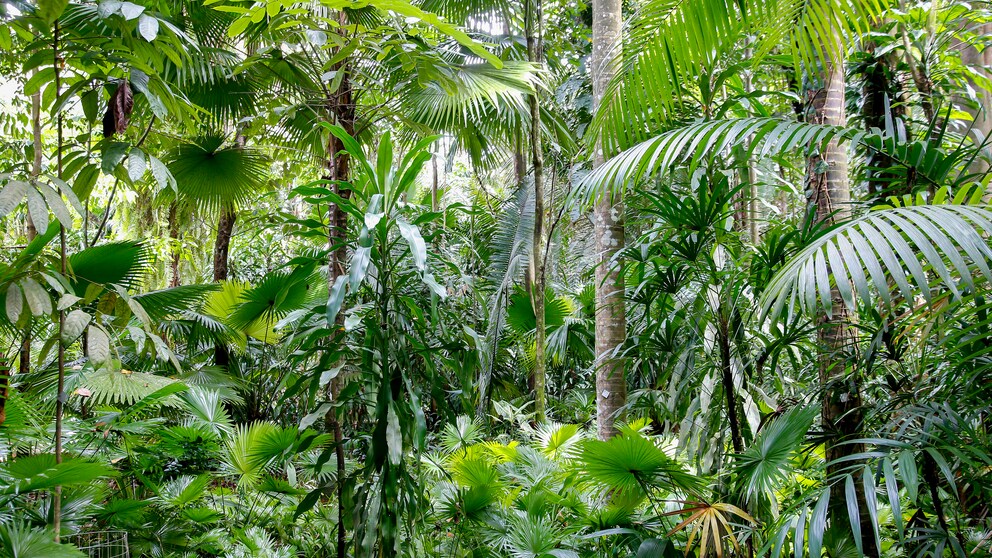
[718,311,744,454]
[808,31,877,557]
[213,207,236,368]
[20,71,43,379]
[954,20,992,190]
[321,14,356,555]
[168,202,181,288]
[592,0,627,440]
[213,208,236,283]
[526,0,547,423]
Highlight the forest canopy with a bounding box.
[0,0,992,557]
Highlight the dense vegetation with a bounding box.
[1,0,992,556]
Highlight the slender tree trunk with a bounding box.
[321,14,355,555]
[213,208,237,282]
[526,0,547,423]
[212,207,236,367]
[431,153,439,212]
[0,357,9,427]
[592,0,627,440]
[808,32,878,557]
[20,71,44,379]
[718,310,744,454]
[862,42,908,201]
[52,21,67,543]
[168,203,181,287]
[954,19,992,194]
[742,45,760,243]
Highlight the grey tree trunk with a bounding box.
[954,20,992,192]
[592,0,626,440]
[808,33,877,557]
[526,0,547,423]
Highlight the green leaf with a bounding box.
[119,1,144,19]
[20,278,51,317]
[97,0,122,17]
[24,68,56,96]
[137,14,159,41]
[845,475,863,555]
[36,0,69,23]
[0,180,28,218]
[36,183,73,229]
[102,142,129,173]
[579,433,698,496]
[386,404,403,466]
[0,454,112,494]
[87,325,110,364]
[0,522,86,558]
[5,284,23,323]
[25,188,49,233]
[128,148,147,181]
[397,219,427,272]
[62,309,90,343]
[148,154,175,192]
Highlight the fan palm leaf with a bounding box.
[68,241,151,296]
[733,405,818,504]
[578,433,699,496]
[165,136,270,214]
[0,523,85,558]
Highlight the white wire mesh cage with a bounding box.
[65,530,130,558]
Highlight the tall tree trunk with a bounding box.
[20,72,43,379]
[954,19,992,193]
[321,14,355,555]
[862,43,908,201]
[213,208,237,283]
[212,207,236,368]
[52,22,67,543]
[526,0,547,423]
[743,45,760,243]
[718,309,744,454]
[592,0,627,440]
[0,357,9,427]
[168,203,181,288]
[808,33,877,557]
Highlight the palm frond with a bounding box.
[591,0,889,153]
[133,283,220,321]
[69,241,151,295]
[578,433,699,496]
[733,405,817,504]
[166,136,270,213]
[576,117,862,205]
[0,454,112,495]
[0,522,86,558]
[759,205,992,321]
[75,366,184,408]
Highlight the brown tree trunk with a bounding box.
[213,208,236,282]
[718,311,744,454]
[321,14,355,555]
[808,32,878,557]
[526,0,547,423]
[592,0,627,441]
[0,357,8,427]
[213,207,236,368]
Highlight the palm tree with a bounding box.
[591,0,626,441]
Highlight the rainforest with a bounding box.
[0,0,991,556]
